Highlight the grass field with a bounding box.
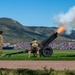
[0,68,75,75]
[0,50,75,60]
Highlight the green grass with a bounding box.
[0,50,75,60]
[0,68,75,75]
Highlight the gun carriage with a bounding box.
[4,32,58,57]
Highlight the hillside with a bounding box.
[28,26,72,41]
[0,17,74,43]
[0,18,46,43]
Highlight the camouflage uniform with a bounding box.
[0,31,3,56]
[28,39,40,58]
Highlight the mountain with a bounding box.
[0,17,74,43]
[0,18,46,43]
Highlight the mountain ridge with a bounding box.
[0,17,74,43]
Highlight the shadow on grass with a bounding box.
[57,54,75,57]
[66,54,75,57]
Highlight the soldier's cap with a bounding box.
[0,31,3,34]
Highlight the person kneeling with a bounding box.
[28,39,40,58]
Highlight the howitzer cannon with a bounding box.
[4,32,58,57]
[40,32,57,57]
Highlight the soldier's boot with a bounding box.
[37,51,39,57]
[28,51,31,58]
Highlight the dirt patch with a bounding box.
[0,61,75,70]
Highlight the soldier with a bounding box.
[0,31,3,56]
[28,39,41,58]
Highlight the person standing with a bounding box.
[0,31,3,56]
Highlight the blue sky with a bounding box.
[0,0,75,27]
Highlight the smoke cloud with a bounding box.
[53,6,75,34]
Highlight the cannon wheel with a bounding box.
[42,46,53,57]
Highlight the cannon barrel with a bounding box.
[41,32,58,47]
[40,32,58,57]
